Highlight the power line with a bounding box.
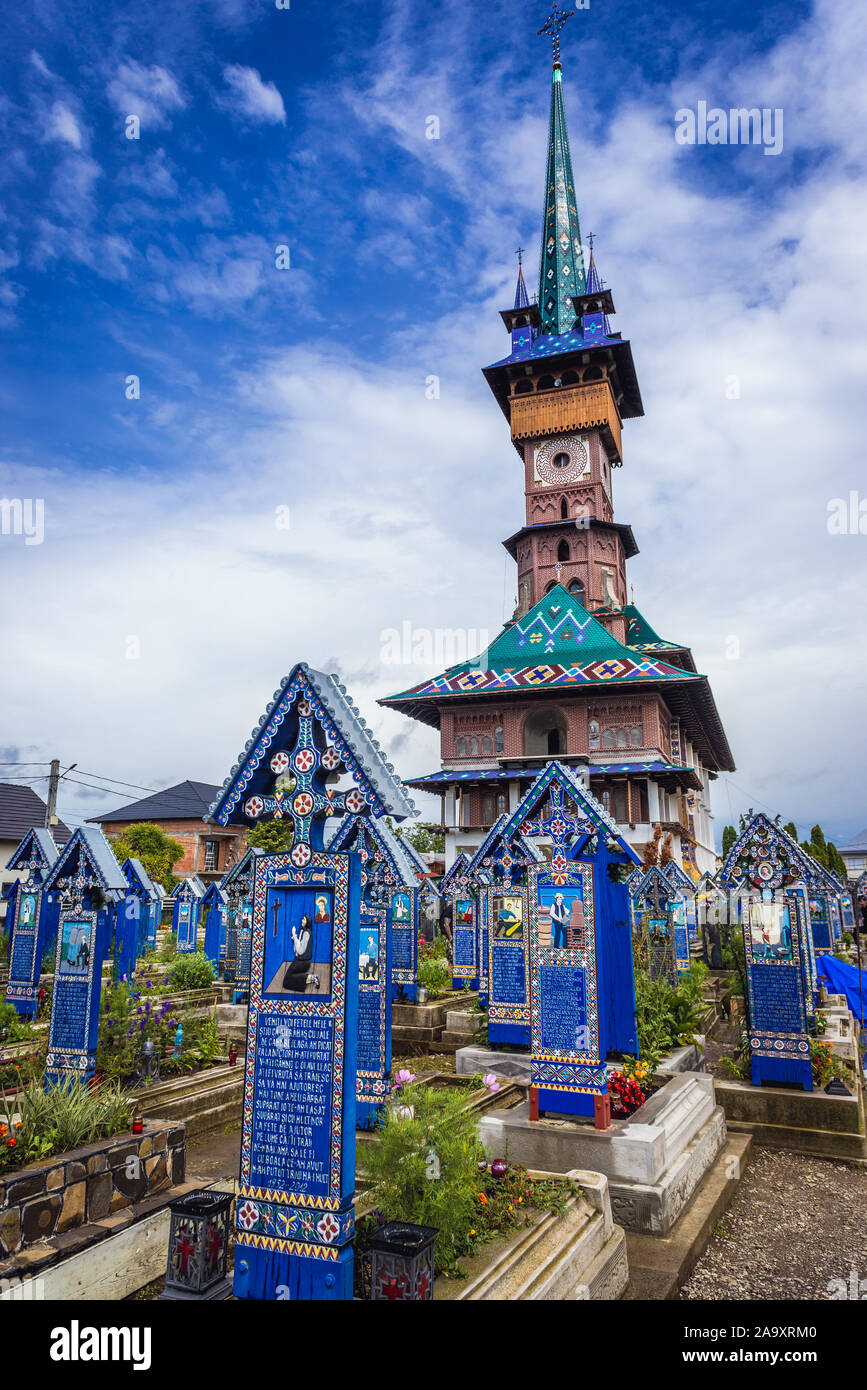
[59,774,213,818]
[73,770,167,795]
[718,776,824,840]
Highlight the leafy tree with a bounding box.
[111,822,184,892]
[391,820,445,855]
[721,825,737,858]
[784,822,798,841]
[246,821,294,853]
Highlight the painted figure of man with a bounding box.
[549,893,570,949]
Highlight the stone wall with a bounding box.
[0,1120,185,1256]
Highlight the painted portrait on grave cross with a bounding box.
[456,899,474,927]
[359,925,380,982]
[494,894,524,940]
[19,892,36,927]
[261,886,334,999]
[748,897,793,962]
[392,891,411,924]
[537,882,586,952]
[59,919,93,977]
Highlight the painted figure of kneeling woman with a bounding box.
[282,913,315,992]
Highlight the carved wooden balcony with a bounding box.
[509,380,623,463]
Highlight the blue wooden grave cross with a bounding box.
[518,782,596,884]
[240,697,368,867]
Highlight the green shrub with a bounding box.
[0,1002,35,1044]
[1,1078,130,1171]
[171,953,215,991]
[359,1079,577,1277]
[418,954,451,999]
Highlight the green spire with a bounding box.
[538,64,585,335]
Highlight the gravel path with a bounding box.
[681,1146,867,1300]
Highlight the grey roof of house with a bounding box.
[840,828,867,854]
[208,663,416,826]
[0,784,71,845]
[88,780,221,825]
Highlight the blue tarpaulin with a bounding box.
[817,955,867,1026]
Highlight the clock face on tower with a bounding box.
[533,433,590,487]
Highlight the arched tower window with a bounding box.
[560,497,569,520]
[616,728,628,750]
[469,737,479,756]
[457,738,467,757]
[494,726,505,754]
[557,539,570,563]
[497,793,507,816]
[568,579,585,605]
[482,793,495,824]
[481,736,492,756]
[588,719,600,750]
[630,726,643,747]
[524,708,568,757]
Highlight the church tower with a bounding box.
[382,8,735,876]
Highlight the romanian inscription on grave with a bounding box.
[750,963,802,1035]
[250,1012,333,1197]
[357,988,381,1074]
[454,926,475,970]
[51,979,89,1051]
[9,928,37,986]
[539,964,587,1055]
[491,943,526,1004]
[391,927,413,970]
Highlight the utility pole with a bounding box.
[45,759,60,829]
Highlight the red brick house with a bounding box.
[88,780,246,883]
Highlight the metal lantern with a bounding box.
[136,1037,160,1086]
[368,1222,437,1301]
[160,1189,233,1300]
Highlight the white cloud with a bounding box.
[45,101,83,149]
[221,64,286,125]
[106,61,185,130]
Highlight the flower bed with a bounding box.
[355,1070,577,1283]
[0,1119,184,1256]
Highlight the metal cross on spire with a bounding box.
[538,1,575,64]
[516,246,526,266]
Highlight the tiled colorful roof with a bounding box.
[538,65,585,333]
[382,585,694,707]
[402,761,701,791]
[382,586,733,771]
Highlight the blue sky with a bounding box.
[1,0,865,849]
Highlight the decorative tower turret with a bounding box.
[382,3,735,879]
